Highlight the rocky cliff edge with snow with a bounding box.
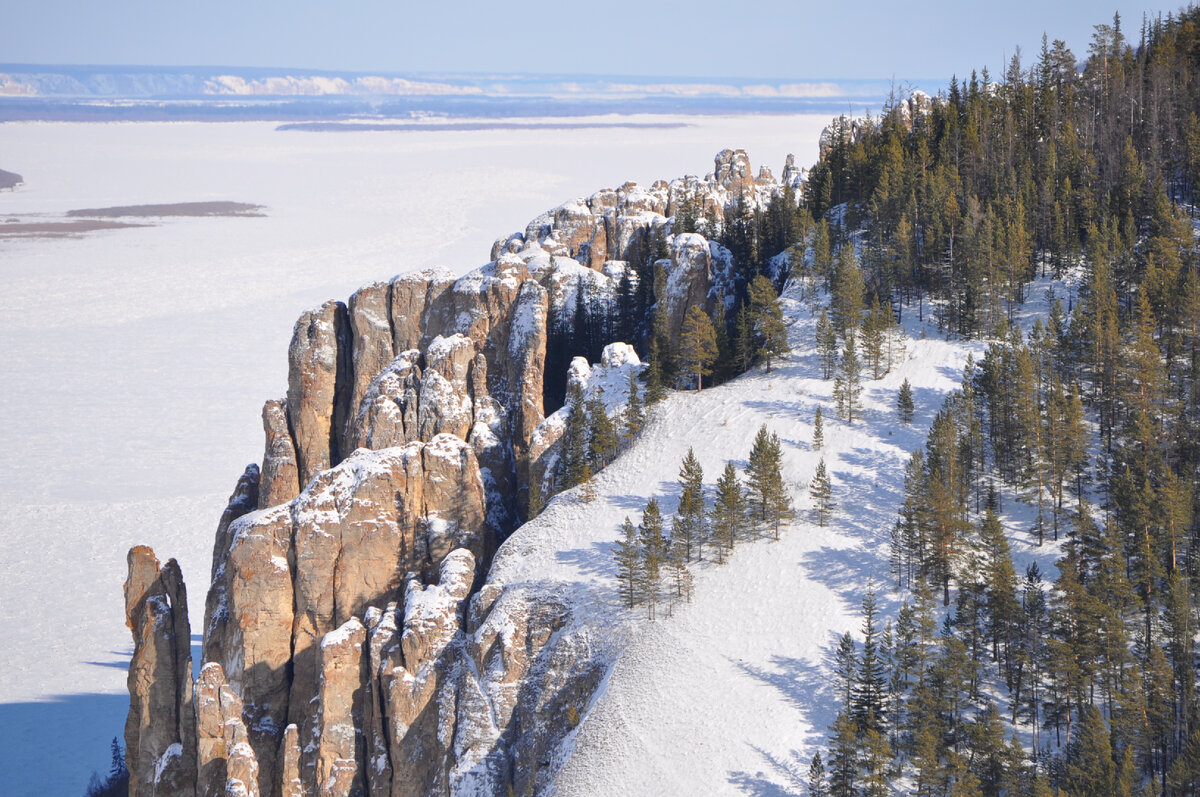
[122,149,795,797]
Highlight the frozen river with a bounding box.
[0,115,826,793]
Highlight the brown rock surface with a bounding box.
[258,400,299,509]
[311,618,368,795]
[124,547,194,797]
[286,300,351,486]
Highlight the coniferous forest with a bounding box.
[803,8,1200,795]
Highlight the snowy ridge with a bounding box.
[474,278,982,793]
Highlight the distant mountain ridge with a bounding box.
[0,65,897,121]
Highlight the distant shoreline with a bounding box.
[276,120,690,133]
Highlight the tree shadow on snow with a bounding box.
[727,743,809,796]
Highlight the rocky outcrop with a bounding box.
[287,300,351,487]
[124,547,195,797]
[258,400,298,509]
[125,151,795,797]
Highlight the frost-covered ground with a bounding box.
[492,284,985,794]
[0,116,827,795]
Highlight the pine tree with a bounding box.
[897,378,915,424]
[813,405,824,450]
[833,336,863,423]
[1064,705,1116,796]
[675,448,705,561]
[817,308,839,380]
[614,517,641,608]
[810,458,834,526]
[862,299,888,379]
[748,274,789,372]
[624,366,644,441]
[828,709,859,797]
[668,528,694,603]
[711,462,746,559]
[637,497,666,620]
[746,425,790,539]
[587,395,618,470]
[734,302,754,374]
[677,304,719,390]
[831,244,865,338]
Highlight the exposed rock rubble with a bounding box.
[123,150,797,796]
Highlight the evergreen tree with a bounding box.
[677,304,719,390]
[624,366,644,441]
[746,425,791,539]
[897,378,915,424]
[810,458,835,526]
[828,709,859,797]
[853,587,887,732]
[862,299,888,379]
[734,302,754,374]
[833,336,864,423]
[710,299,734,384]
[813,405,825,450]
[817,308,839,380]
[748,275,790,372]
[638,498,666,620]
[526,475,545,521]
[712,462,746,560]
[614,517,641,608]
[831,244,865,338]
[807,752,828,797]
[668,528,694,604]
[1064,705,1116,796]
[645,338,668,405]
[587,395,618,470]
[560,383,589,489]
[675,448,706,561]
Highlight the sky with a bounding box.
[0,1,1173,83]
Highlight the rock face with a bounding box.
[124,151,792,796]
[287,300,352,487]
[124,547,195,797]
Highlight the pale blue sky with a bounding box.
[1,1,1168,82]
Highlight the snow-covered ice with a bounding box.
[0,115,828,794]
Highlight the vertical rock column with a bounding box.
[124,546,196,797]
[287,300,351,488]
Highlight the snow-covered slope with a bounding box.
[479,281,982,793]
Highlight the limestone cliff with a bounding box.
[123,151,794,796]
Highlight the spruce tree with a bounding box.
[710,299,733,384]
[897,378,915,424]
[668,529,694,604]
[614,517,641,608]
[807,752,828,797]
[677,304,719,390]
[834,336,864,423]
[813,405,824,450]
[526,475,544,521]
[811,458,834,526]
[734,302,754,374]
[861,299,887,379]
[852,587,886,732]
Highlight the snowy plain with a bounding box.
[0,115,828,795]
